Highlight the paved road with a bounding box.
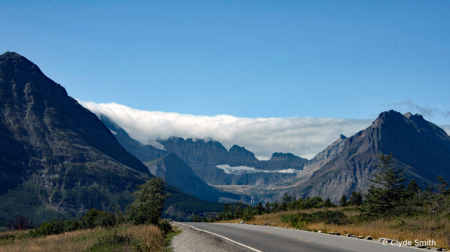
[175,222,431,252]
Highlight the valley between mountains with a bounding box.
[1,51,450,226]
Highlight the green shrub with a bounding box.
[280,210,351,228]
[29,219,66,237]
[158,219,172,236]
[80,209,116,229]
[63,219,81,232]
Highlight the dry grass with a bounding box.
[0,224,164,252]
[0,230,30,237]
[216,207,450,249]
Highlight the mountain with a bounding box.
[99,115,167,162]
[298,134,348,179]
[0,52,223,224]
[99,115,242,201]
[158,137,307,185]
[288,110,450,202]
[97,115,308,187]
[144,153,224,202]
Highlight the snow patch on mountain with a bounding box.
[148,141,166,150]
[216,165,301,175]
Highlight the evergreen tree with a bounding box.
[405,179,421,199]
[126,177,171,225]
[282,193,293,204]
[347,192,363,206]
[265,202,271,213]
[364,153,406,215]
[323,198,335,207]
[280,193,292,211]
[272,201,280,212]
[256,202,264,215]
[339,195,347,207]
[436,176,450,199]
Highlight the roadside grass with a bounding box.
[0,224,165,252]
[216,207,450,249]
[163,226,181,252]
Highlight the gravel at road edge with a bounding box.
[171,223,244,252]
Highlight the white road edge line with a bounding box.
[173,222,263,252]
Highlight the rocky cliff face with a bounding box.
[0,52,152,224]
[157,137,307,185]
[259,152,308,171]
[287,110,450,202]
[298,134,347,179]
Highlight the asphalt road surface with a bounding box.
[174,222,435,252]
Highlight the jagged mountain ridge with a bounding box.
[157,137,307,185]
[287,110,450,202]
[98,114,307,186]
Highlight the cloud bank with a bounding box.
[80,101,374,159]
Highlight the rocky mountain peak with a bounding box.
[271,152,295,158]
[1,52,45,77]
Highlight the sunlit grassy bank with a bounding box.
[217,207,450,249]
[0,224,166,252]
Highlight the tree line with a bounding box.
[194,153,450,222]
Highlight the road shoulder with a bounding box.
[171,223,244,252]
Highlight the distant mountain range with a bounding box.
[288,110,450,202]
[0,52,224,224]
[2,51,449,222]
[99,114,307,191]
[99,108,450,204]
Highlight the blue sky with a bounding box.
[1,0,449,125]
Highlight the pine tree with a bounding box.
[364,153,406,215]
[436,176,450,198]
[347,192,363,206]
[265,202,271,213]
[256,202,264,215]
[339,195,347,207]
[405,179,420,199]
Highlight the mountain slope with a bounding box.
[298,134,348,179]
[288,110,450,202]
[0,52,223,224]
[144,153,222,201]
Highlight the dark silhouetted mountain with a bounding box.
[288,110,450,202]
[0,52,224,224]
[144,153,224,201]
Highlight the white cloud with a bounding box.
[393,99,450,120]
[79,101,373,159]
